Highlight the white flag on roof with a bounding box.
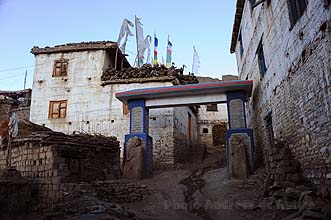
[192,46,200,74]
[117,18,134,54]
[135,16,145,67]
[8,112,18,137]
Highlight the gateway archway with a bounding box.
[116,80,254,179]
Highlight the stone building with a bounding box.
[196,75,238,150]
[230,0,331,185]
[0,89,31,122]
[29,41,198,168]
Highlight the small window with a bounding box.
[207,104,218,112]
[264,112,274,144]
[256,38,267,78]
[287,0,307,27]
[238,30,244,57]
[249,0,256,8]
[49,100,67,119]
[203,128,208,134]
[123,103,129,115]
[53,59,68,77]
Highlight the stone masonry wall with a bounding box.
[250,27,331,185]
[233,0,331,186]
[149,108,174,168]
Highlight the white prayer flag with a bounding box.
[117,19,134,53]
[8,112,18,137]
[192,46,200,74]
[135,16,145,67]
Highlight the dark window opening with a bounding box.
[203,128,208,134]
[207,104,218,112]
[249,0,256,8]
[264,112,274,144]
[238,30,244,57]
[256,38,267,78]
[287,0,307,27]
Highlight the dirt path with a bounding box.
[125,152,288,220]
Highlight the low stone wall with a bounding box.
[0,131,120,205]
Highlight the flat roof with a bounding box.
[31,41,118,55]
[116,80,253,104]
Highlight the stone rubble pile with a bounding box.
[43,189,145,220]
[243,141,331,219]
[101,64,199,85]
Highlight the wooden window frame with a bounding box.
[49,100,67,119]
[53,59,68,77]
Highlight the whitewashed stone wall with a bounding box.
[30,50,198,167]
[197,104,228,147]
[233,0,331,184]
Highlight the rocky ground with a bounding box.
[22,149,331,220]
[123,150,288,220]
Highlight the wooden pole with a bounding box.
[23,69,27,89]
[6,135,12,168]
[134,15,140,68]
[115,48,119,70]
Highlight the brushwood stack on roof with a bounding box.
[101,64,198,85]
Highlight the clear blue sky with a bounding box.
[0,0,237,91]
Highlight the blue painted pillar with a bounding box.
[226,91,255,178]
[124,99,153,177]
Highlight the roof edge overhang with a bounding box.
[230,0,245,53]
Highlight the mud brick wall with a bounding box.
[0,135,120,205]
